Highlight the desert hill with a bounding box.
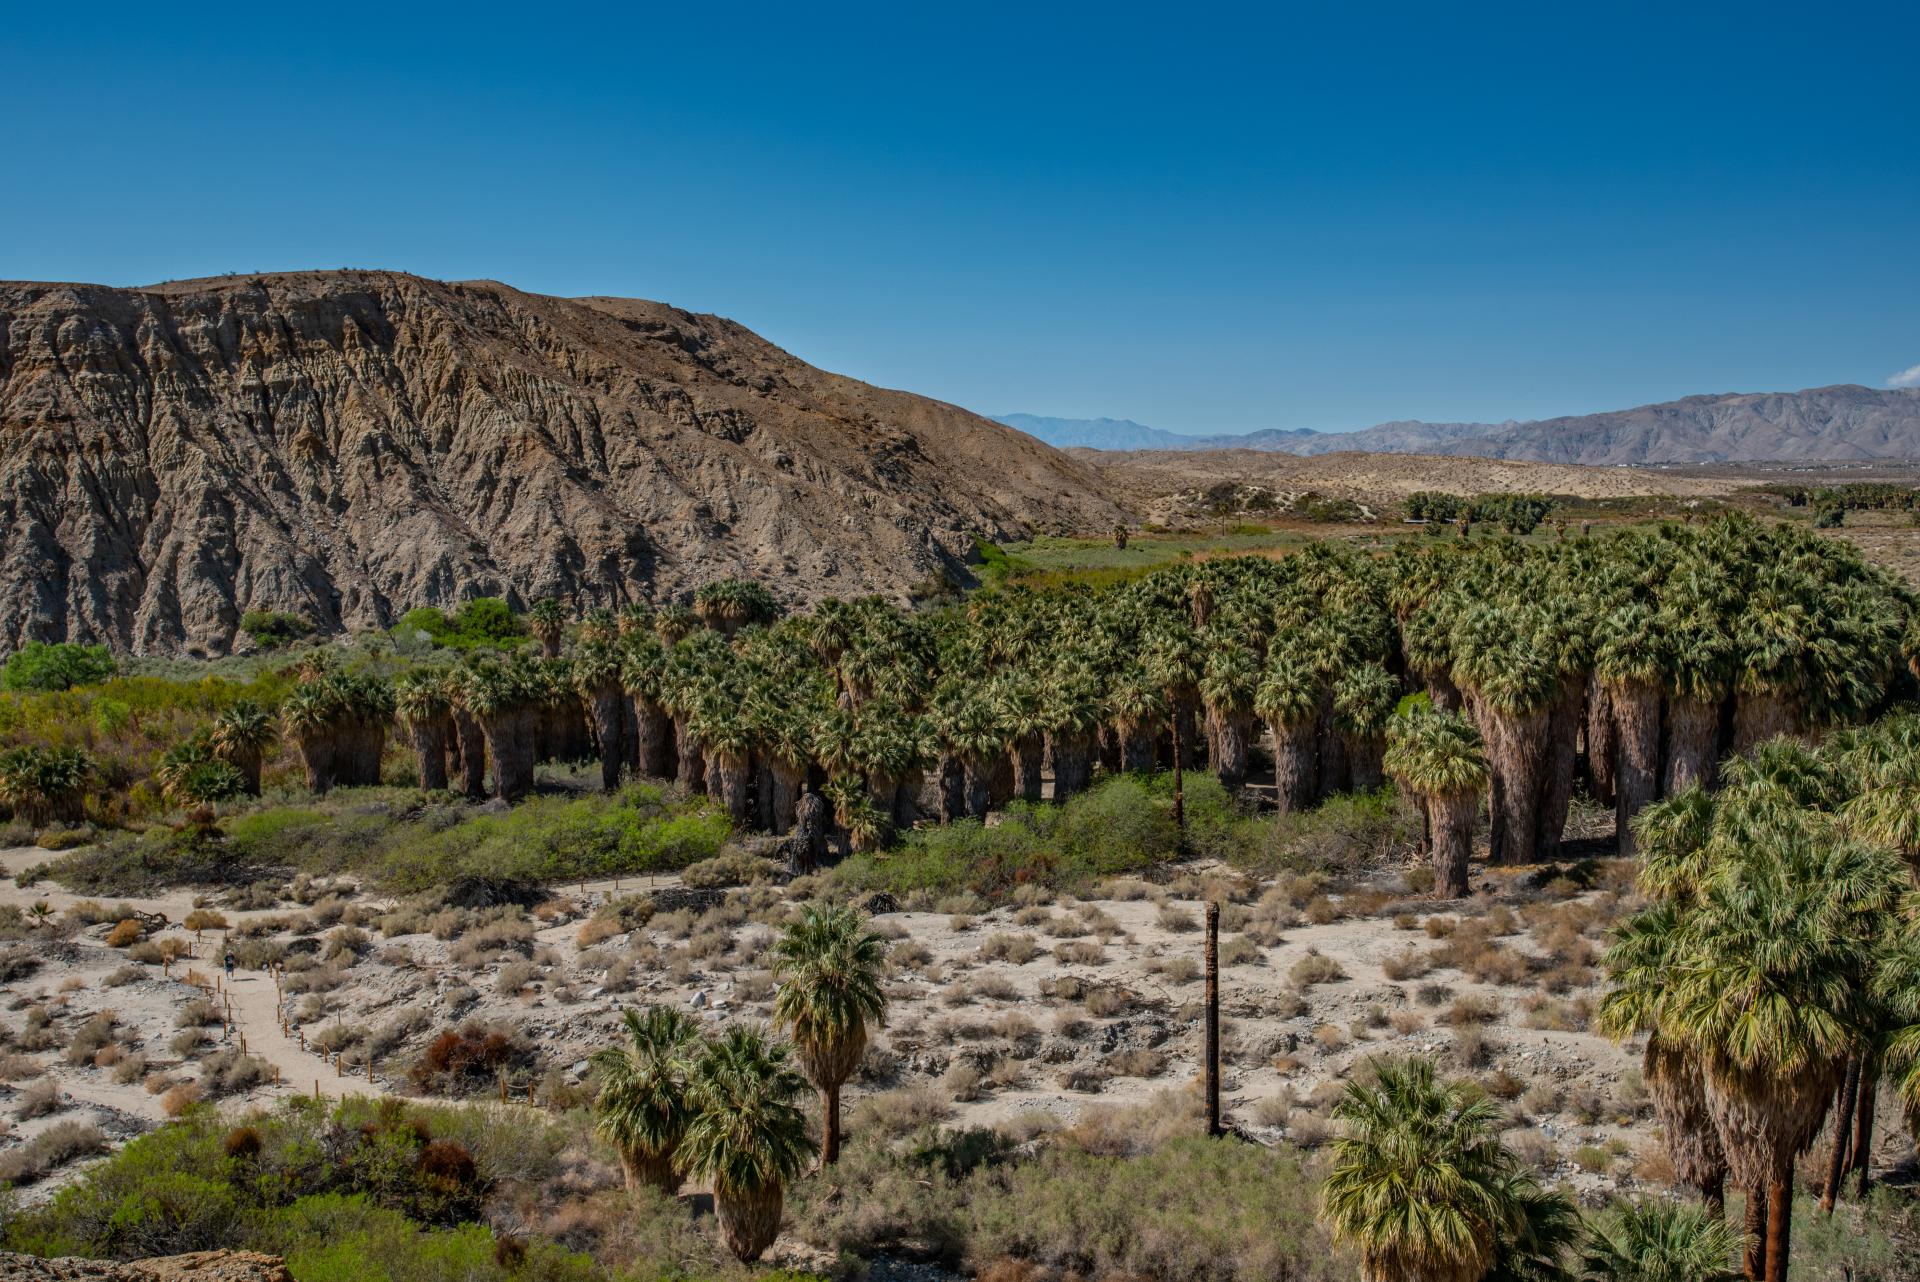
[0,272,1123,654]
[1006,384,1920,463]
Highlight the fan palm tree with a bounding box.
[153,739,247,807]
[1336,663,1399,791]
[1258,648,1321,813]
[208,699,275,795]
[1041,666,1104,803]
[393,672,455,792]
[1321,1055,1564,1282]
[1384,708,1488,899]
[1594,603,1666,856]
[1577,1200,1739,1282]
[458,657,541,801]
[572,639,628,792]
[771,904,887,1164]
[0,746,95,827]
[681,1027,817,1263]
[1200,639,1261,793]
[592,1005,704,1195]
[528,598,567,658]
[282,671,393,793]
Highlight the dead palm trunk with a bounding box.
[1665,692,1722,794]
[292,728,341,794]
[1609,677,1662,856]
[1708,1060,1841,1282]
[715,1183,784,1264]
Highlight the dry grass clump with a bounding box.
[1442,993,1502,1026]
[0,1119,105,1184]
[1053,940,1106,966]
[1380,947,1431,981]
[1155,903,1198,932]
[1312,1024,1348,1052]
[1388,1010,1424,1035]
[1517,993,1593,1031]
[177,996,221,1028]
[162,1081,203,1116]
[1288,950,1345,987]
[1218,935,1261,966]
[448,914,536,965]
[1082,986,1135,1018]
[1449,1027,1496,1069]
[65,1013,119,1067]
[1109,1047,1167,1079]
[1155,956,1200,984]
[854,1085,951,1138]
[977,933,1040,964]
[105,919,144,948]
[0,1052,44,1081]
[944,1061,985,1102]
[323,925,371,960]
[14,1078,62,1120]
[199,1046,274,1097]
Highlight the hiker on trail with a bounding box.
[224,950,236,977]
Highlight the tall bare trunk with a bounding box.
[963,755,993,819]
[1610,678,1662,856]
[822,1083,842,1165]
[1424,669,1463,712]
[1743,1188,1767,1281]
[1478,703,1550,864]
[1344,734,1385,791]
[767,762,805,834]
[937,756,965,823]
[1764,1171,1793,1282]
[1665,692,1721,794]
[1820,1059,1860,1213]
[893,767,922,829]
[1851,1065,1877,1196]
[294,730,339,794]
[711,753,751,827]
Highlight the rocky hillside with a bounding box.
[0,273,1123,655]
[1008,385,1920,463]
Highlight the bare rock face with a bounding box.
[0,1249,293,1281]
[0,272,1124,655]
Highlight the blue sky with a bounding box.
[4,2,1915,434]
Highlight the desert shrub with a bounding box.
[0,1119,106,1184]
[0,1051,45,1080]
[199,1046,275,1097]
[1380,947,1430,981]
[36,827,91,851]
[3,641,115,692]
[408,1024,535,1096]
[853,1086,952,1139]
[966,1135,1336,1282]
[1218,935,1260,966]
[1288,951,1345,987]
[681,850,779,889]
[1054,940,1105,966]
[66,1013,119,1066]
[977,932,1040,964]
[105,919,144,947]
[15,1078,63,1120]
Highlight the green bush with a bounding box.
[238,611,313,649]
[2,642,116,692]
[393,599,526,651]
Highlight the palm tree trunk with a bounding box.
[1270,720,1316,813]
[716,1184,784,1264]
[1344,734,1384,791]
[1432,791,1475,899]
[1584,675,1618,808]
[938,755,966,823]
[590,682,625,793]
[1209,710,1248,792]
[768,762,805,834]
[1424,669,1462,712]
[410,720,450,791]
[963,755,993,818]
[1315,700,1349,799]
[1734,688,1800,754]
[634,698,674,779]
[1013,736,1045,804]
[1120,724,1156,773]
[1820,1059,1860,1214]
[1174,700,1199,768]
[713,753,751,827]
[1664,692,1721,794]
[1764,1171,1793,1282]
[484,707,537,802]
[1533,675,1584,861]
[1851,1065,1877,1196]
[1050,734,1094,803]
[675,722,706,794]
[1645,1038,1729,1214]
[822,1083,842,1165]
[1610,677,1662,856]
[293,730,338,794]
[454,710,488,799]
[1743,1186,1767,1281]
[1480,704,1550,864]
[234,749,263,797]
[987,753,1016,807]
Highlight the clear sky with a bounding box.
[4,2,1915,434]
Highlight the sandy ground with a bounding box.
[1,837,1908,1211]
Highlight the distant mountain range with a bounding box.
[998,385,1920,465]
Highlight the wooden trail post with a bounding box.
[1204,900,1221,1138]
